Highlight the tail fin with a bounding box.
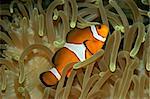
[40,68,61,87]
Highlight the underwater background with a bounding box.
[0,0,149,99]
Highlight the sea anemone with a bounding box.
[0,0,149,99]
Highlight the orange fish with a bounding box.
[40,24,109,86]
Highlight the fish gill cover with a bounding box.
[0,0,149,99]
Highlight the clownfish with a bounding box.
[40,24,109,87]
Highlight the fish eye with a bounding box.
[97,24,101,29]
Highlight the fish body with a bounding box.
[40,24,109,87]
